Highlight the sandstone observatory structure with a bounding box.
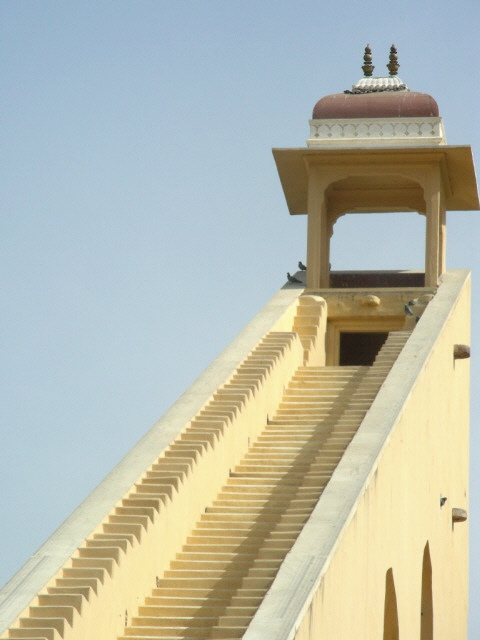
[0,45,478,640]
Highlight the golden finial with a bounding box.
[387,44,400,76]
[361,44,374,77]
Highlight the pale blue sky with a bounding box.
[1,1,479,635]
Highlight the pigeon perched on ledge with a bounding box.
[287,272,302,284]
[298,261,307,271]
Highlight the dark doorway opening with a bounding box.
[340,332,388,366]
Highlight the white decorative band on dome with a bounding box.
[307,117,445,147]
[348,76,408,93]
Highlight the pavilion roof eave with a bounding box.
[272,145,479,214]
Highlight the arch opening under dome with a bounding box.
[326,173,427,221]
[330,211,426,275]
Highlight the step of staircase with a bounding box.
[8,331,410,640]
[116,331,410,640]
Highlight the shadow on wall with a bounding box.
[382,542,433,640]
[421,542,433,640]
[383,568,399,640]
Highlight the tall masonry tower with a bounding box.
[0,46,478,640]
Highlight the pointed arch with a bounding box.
[420,542,433,640]
[383,568,399,640]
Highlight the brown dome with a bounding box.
[312,90,439,119]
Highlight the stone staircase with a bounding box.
[116,331,410,640]
[6,331,410,640]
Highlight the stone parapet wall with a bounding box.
[308,117,445,147]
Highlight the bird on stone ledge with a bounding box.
[298,261,307,271]
[287,272,302,284]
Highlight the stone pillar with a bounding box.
[424,170,444,287]
[306,166,330,289]
[439,201,447,275]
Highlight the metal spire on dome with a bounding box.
[361,44,374,77]
[347,43,407,94]
[387,44,400,76]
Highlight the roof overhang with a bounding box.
[272,145,479,214]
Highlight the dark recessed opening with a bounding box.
[330,271,425,288]
[340,332,388,366]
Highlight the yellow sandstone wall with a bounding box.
[291,275,470,640]
[1,273,469,640]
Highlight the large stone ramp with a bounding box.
[4,330,302,640]
[117,332,410,640]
